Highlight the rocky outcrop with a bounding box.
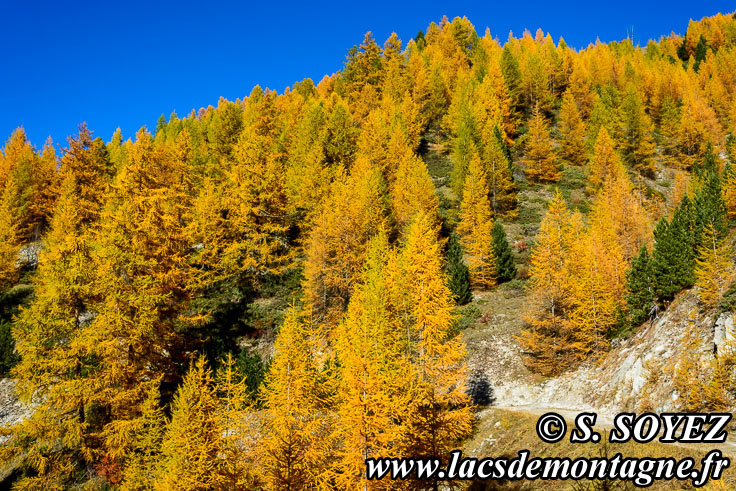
[0,378,31,433]
[474,289,724,418]
[714,312,736,354]
[16,242,42,269]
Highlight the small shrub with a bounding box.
[557,165,586,192]
[452,303,483,334]
[517,204,541,225]
[505,278,528,291]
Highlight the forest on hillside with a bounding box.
[2,10,736,489]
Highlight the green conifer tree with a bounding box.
[492,221,516,283]
[445,232,472,305]
[652,196,697,301]
[625,245,656,327]
[693,169,728,241]
[694,35,708,70]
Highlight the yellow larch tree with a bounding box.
[671,170,691,215]
[695,224,734,308]
[285,99,333,224]
[621,86,657,176]
[566,204,626,359]
[722,163,736,220]
[334,232,410,489]
[558,90,587,166]
[0,130,61,240]
[595,157,652,260]
[473,73,508,143]
[220,123,293,280]
[156,357,225,490]
[0,129,38,241]
[355,107,392,175]
[483,133,517,217]
[389,143,439,229]
[1,174,98,488]
[323,94,358,169]
[567,58,594,119]
[260,306,334,489]
[522,103,560,182]
[588,127,627,191]
[0,128,35,195]
[517,191,578,375]
[381,33,410,104]
[396,91,424,151]
[27,138,61,236]
[395,211,473,471]
[214,353,260,488]
[520,47,554,114]
[119,380,167,490]
[678,89,722,169]
[89,128,205,463]
[658,94,682,167]
[304,160,389,325]
[343,31,384,123]
[458,150,496,289]
[58,124,111,224]
[0,178,22,289]
[407,43,447,131]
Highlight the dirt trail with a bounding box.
[462,284,736,457]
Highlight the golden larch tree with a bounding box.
[334,232,410,489]
[695,224,734,308]
[27,138,60,236]
[119,380,166,490]
[595,156,652,260]
[722,164,736,220]
[389,142,439,229]
[558,90,587,166]
[395,211,473,472]
[214,353,260,488]
[304,161,389,325]
[89,129,205,462]
[566,204,626,359]
[2,174,98,488]
[483,129,517,217]
[220,123,293,279]
[156,357,225,490]
[517,191,578,375]
[588,127,627,191]
[458,151,496,289]
[58,124,111,224]
[522,103,560,182]
[260,305,334,489]
[0,179,22,289]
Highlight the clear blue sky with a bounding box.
[1,0,733,149]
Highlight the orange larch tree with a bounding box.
[522,103,560,182]
[458,150,496,289]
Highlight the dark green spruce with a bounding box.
[651,195,696,301]
[445,232,472,305]
[625,245,656,327]
[492,221,516,283]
